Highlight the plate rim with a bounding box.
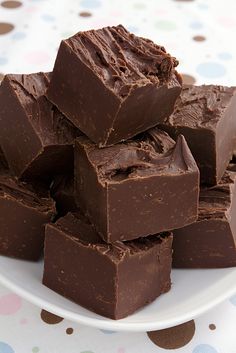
[0,268,236,332]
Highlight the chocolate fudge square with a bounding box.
[173,170,236,268]
[75,128,199,243]
[43,211,173,320]
[0,72,79,181]
[47,25,182,146]
[159,84,236,185]
[50,174,77,216]
[0,171,55,260]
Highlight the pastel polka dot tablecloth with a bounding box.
[0,0,236,352]
[0,288,236,353]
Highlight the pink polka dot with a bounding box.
[0,293,22,315]
[25,51,50,65]
[218,17,236,28]
[109,11,123,17]
[20,318,28,325]
[26,6,38,13]
[164,41,179,51]
[117,349,125,353]
[155,9,168,15]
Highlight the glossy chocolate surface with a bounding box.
[0,170,55,260]
[47,25,182,146]
[173,170,236,268]
[0,72,79,180]
[43,211,172,319]
[159,84,236,185]
[75,128,199,242]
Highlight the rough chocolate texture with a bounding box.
[173,170,236,268]
[159,84,236,185]
[0,171,55,260]
[43,211,173,319]
[47,25,182,146]
[50,174,77,216]
[0,72,79,180]
[75,128,199,243]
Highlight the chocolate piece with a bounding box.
[43,211,172,319]
[0,171,55,260]
[159,84,236,185]
[50,174,77,216]
[47,25,182,146]
[75,128,199,243]
[0,72,79,181]
[173,170,236,268]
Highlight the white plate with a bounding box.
[0,255,235,332]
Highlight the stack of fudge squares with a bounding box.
[0,25,236,320]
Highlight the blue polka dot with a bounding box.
[0,57,8,65]
[41,14,55,22]
[193,344,218,353]
[196,62,226,78]
[127,26,138,33]
[0,342,14,353]
[80,0,101,9]
[100,329,116,334]
[230,294,236,305]
[12,32,26,40]
[190,21,203,29]
[198,3,208,10]
[218,52,232,61]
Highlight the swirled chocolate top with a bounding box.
[3,72,79,145]
[165,84,236,129]
[77,128,198,184]
[66,24,179,99]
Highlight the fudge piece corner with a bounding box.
[47,25,182,146]
[159,84,236,185]
[75,128,199,242]
[173,168,236,268]
[43,211,173,319]
[0,171,55,260]
[0,72,79,180]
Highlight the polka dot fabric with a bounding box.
[0,0,235,351]
[0,0,235,82]
[0,287,234,351]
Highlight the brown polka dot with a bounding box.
[79,11,92,17]
[209,324,216,330]
[66,327,74,335]
[193,35,206,42]
[181,73,196,85]
[0,22,14,34]
[40,309,64,324]
[147,320,195,350]
[1,1,22,8]
[0,73,4,81]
